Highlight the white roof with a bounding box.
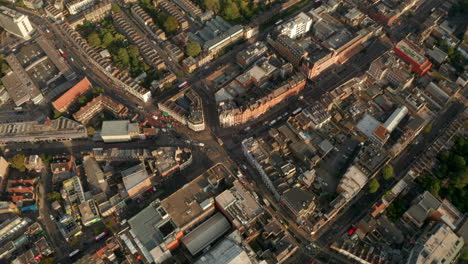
[122,163,149,191]
[356,114,381,138]
[101,120,130,137]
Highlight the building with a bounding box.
[7,178,36,203]
[187,16,244,53]
[218,73,306,127]
[158,88,205,131]
[73,94,129,124]
[215,180,263,233]
[394,40,432,76]
[130,5,165,40]
[2,54,43,106]
[280,187,316,224]
[171,0,202,20]
[53,77,92,112]
[407,223,464,264]
[181,212,231,255]
[152,147,193,177]
[236,41,268,68]
[0,117,87,143]
[303,103,331,129]
[66,0,94,15]
[336,166,367,200]
[100,120,139,143]
[277,12,312,39]
[0,157,9,182]
[78,200,101,226]
[69,1,112,28]
[63,176,85,204]
[121,163,151,198]
[268,34,307,67]
[403,191,463,230]
[112,13,166,70]
[194,231,254,264]
[0,7,34,39]
[368,0,420,26]
[23,0,44,9]
[83,156,108,195]
[157,0,189,30]
[44,5,64,22]
[35,36,76,81]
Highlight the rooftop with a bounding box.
[161,164,230,228]
[52,77,92,111]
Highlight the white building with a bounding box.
[100,120,139,143]
[0,7,34,39]
[407,223,464,264]
[278,12,312,39]
[66,0,94,15]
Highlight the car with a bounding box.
[50,214,54,221]
[347,226,357,235]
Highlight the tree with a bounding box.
[186,42,201,57]
[87,32,101,47]
[449,155,466,171]
[1,63,9,75]
[78,96,88,104]
[111,3,121,13]
[128,45,139,59]
[203,0,221,13]
[11,154,26,172]
[462,250,468,260]
[223,1,241,20]
[163,16,179,33]
[92,86,104,95]
[117,48,130,66]
[102,32,115,47]
[428,179,441,196]
[368,179,380,193]
[87,125,95,137]
[48,191,62,201]
[382,165,394,180]
[40,153,51,167]
[423,124,432,133]
[53,109,62,119]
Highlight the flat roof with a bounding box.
[101,120,130,137]
[396,40,427,65]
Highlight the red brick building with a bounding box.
[393,40,432,76]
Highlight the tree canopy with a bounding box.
[11,154,26,172]
[87,32,101,47]
[368,179,380,193]
[186,42,202,57]
[164,16,179,33]
[382,165,394,180]
[203,0,221,13]
[111,3,121,13]
[48,191,62,201]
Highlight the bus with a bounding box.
[178,81,189,89]
[58,49,67,58]
[68,249,80,258]
[94,230,110,242]
[292,107,303,115]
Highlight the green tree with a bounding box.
[40,153,51,167]
[87,125,95,137]
[128,45,139,59]
[87,32,101,47]
[223,1,241,20]
[47,191,62,201]
[462,250,468,260]
[102,32,115,47]
[78,96,88,104]
[382,165,394,180]
[111,3,121,13]
[428,179,441,196]
[423,124,432,133]
[1,63,9,75]
[186,42,201,57]
[117,48,130,66]
[163,16,179,32]
[368,179,380,193]
[53,109,62,119]
[11,154,26,172]
[203,0,221,13]
[92,86,104,95]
